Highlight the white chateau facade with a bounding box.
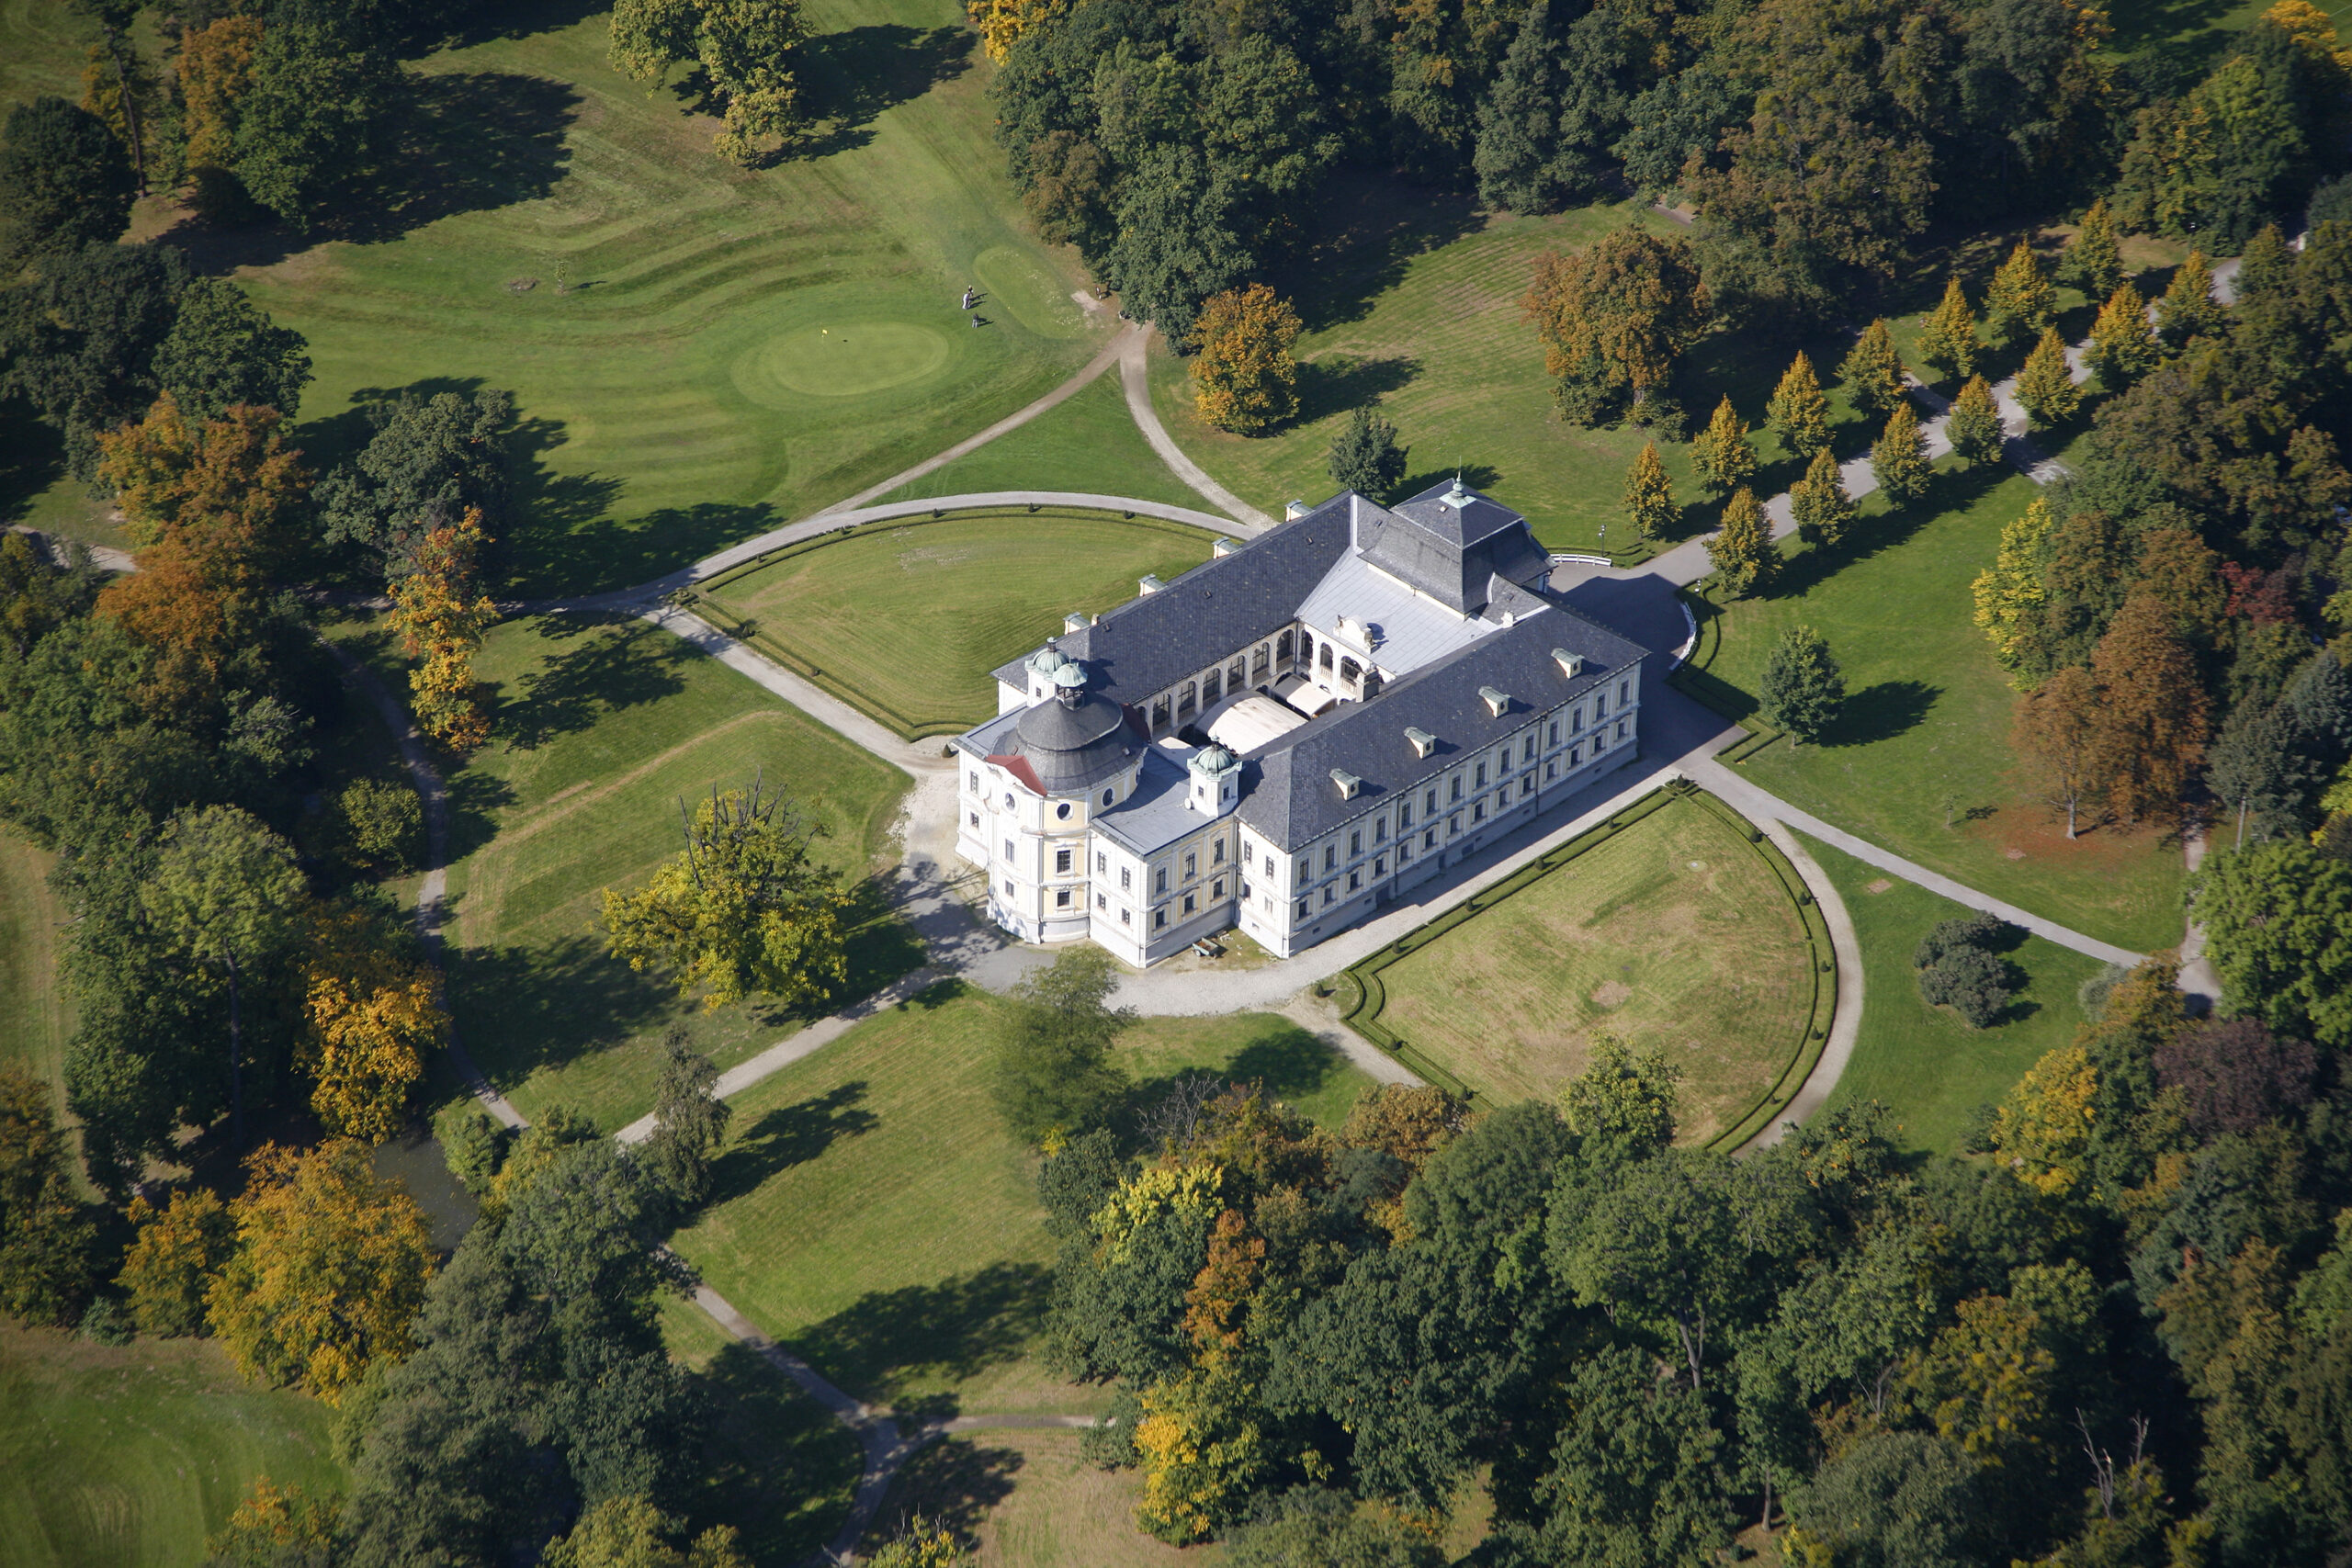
[952,480,1650,966]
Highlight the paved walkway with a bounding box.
[1117,328,1277,528]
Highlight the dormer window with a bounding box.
[1331,768,1362,800]
[1480,686,1510,717]
[1553,649,1585,679]
[1406,727,1437,758]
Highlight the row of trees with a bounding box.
[997,942,2352,1566]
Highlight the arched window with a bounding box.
[1179,681,1197,716]
[1340,657,1361,686]
[1318,641,1334,671]
[1204,669,1222,704]
[1277,629,1295,664]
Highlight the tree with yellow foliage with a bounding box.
[1917,277,1979,385]
[301,906,447,1144]
[387,505,496,751]
[967,0,1063,62]
[1766,351,1832,458]
[1990,1046,2098,1197]
[1690,395,1757,496]
[1870,400,1932,507]
[206,1139,434,1403]
[1191,284,1303,434]
[541,1495,752,1568]
[1623,442,1677,541]
[1984,238,2057,350]
[2015,327,2083,426]
[1972,496,2053,679]
[205,1478,340,1567]
[1704,486,1777,599]
[119,1185,235,1337]
[1134,1363,1272,1542]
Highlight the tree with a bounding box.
[1766,351,1831,457]
[611,0,810,164]
[865,1516,967,1567]
[96,392,311,560]
[541,1495,749,1568]
[1790,447,1856,551]
[0,1066,97,1325]
[0,96,134,260]
[1837,320,1908,418]
[1915,914,2020,1027]
[1990,1046,2098,1197]
[642,1031,731,1208]
[2207,699,2297,851]
[316,389,513,558]
[2064,198,2125,299]
[2156,251,2224,349]
[1704,487,1777,598]
[1328,407,1406,500]
[2016,326,2083,426]
[602,777,852,1012]
[1,241,187,477]
[1475,0,1583,214]
[1786,1432,1989,1568]
[993,946,1133,1143]
[1191,284,1302,434]
[232,24,398,227]
[1917,276,1980,384]
[151,279,312,424]
[207,1138,434,1402]
[1973,497,2055,680]
[1947,373,2006,466]
[967,0,1061,64]
[2156,1018,2316,1139]
[2011,665,2108,839]
[2188,841,2352,1051]
[119,1185,235,1336]
[1506,1344,1735,1565]
[2084,282,2158,389]
[1134,1362,1272,1541]
[385,505,495,750]
[177,14,265,211]
[1870,400,1931,507]
[2088,592,2211,823]
[1522,230,1710,421]
[327,776,423,876]
[1101,146,1255,344]
[1623,442,1677,541]
[1559,1032,1679,1164]
[1984,237,2058,349]
[141,806,307,1148]
[1690,395,1757,496]
[1760,626,1844,744]
[1224,1487,1441,1568]
[205,1478,341,1568]
[302,906,447,1144]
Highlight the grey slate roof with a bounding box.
[1012,689,1140,793]
[1235,602,1649,848]
[1093,746,1216,856]
[1361,479,1554,615]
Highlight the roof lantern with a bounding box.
[1052,660,1088,705]
[1027,644,1068,676]
[1191,743,1238,777]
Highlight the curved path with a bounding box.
[1116,328,1278,528]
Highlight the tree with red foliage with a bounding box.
[2155,1017,2317,1138]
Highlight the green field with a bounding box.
[882,371,1207,513]
[1367,798,1814,1142]
[0,0,1105,592]
[668,982,1375,1418]
[1698,468,2186,953]
[404,612,916,1131]
[0,1326,346,1568]
[0,834,70,1113]
[1801,834,2107,1156]
[863,1428,1198,1567]
[700,511,1217,736]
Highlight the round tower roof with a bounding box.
[1191,743,1238,775]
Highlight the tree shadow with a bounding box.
[1396,462,1502,498]
[789,1262,1056,1419]
[1826,679,1939,747]
[504,500,782,601]
[706,1082,880,1205]
[786,25,974,161]
[689,1341,866,1566]
[864,1438,1023,1552]
[1293,355,1422,426]
[0,397,65,526]
[447,931,681,1085]
[493,613,695,750]
[439,762,519,864]
[356,72,580,242]
[1275,174,1485,333]
[444,0,615,50]
[1226,1021,1342,1100]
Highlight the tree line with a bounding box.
[988,946,2352,1566]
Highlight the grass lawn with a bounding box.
[0,0,1105,595]
[0,832,71,1113]
[1368,797,1814,1143]
[1698,467,2187,953]
[861,1429,1199,1568]
[0,1325,345,1568]
[1801,833,2107,1156]
[667,982,1376,1419]
[379,611,916,1132]
[882,372,1206,513]
[700,510,1217,737]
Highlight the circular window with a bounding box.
[1057,803,1072,819]
[1003,793,1013,809]
[1102,788,1114,806]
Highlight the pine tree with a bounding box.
[2015,327,2082,427]
[1871,400,1931,507]
[1765,352,1831,458]
[1790,447,1855,551]
[1972,496,2054,681]
[1623,442,1677,541]
[2156,251,2225,350]
[2063,199,2123,301]
[1328,407,1406,499]
[1917,277,1978,384]
[1704,486,1777,598]
[1760,626,1844,744]
[1690,395,1756,496]
[1983,239,2057,350]
[1946,374,2005,467]
[1837,320,1908,417]
[2085,281,2159,388]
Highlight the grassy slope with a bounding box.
[0,1326,345,1568]
[668,983,1374,1418]
[703,511,1216,734]
[0,834,70,1111]
[1803,833,2106,1156]
[0,0,1105,592]
[397,612,915,1131]
[883,371,1207,512]
[1701,468,2186,953]
[1371,798,1812,1141]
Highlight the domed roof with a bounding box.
[1190,743,1238,775]
[1052,662,1088,691]
[1026,644,1070,676]
[1012,687,1133,793]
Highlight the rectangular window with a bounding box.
[1449,814,1462,836]
[1184,852,1197,879]
[1473,802,1486,823]
[1003,879,1014,896]
[1296,899,1310,919]
[1156,867,1169,894]
[1399,840,1412,862]
[1475,763,1487,788]
[968,811,979,829]
[1549,721,1559,746]
[1121,866,1132,892]
[1573,705,1585,732]
[967,772,979,793]
[1056,889,1072,908]
[1546,761,1557,780]
[1424,829,1437,849]
[1213,839,1226,864]
[1121,908,1132,926]
[1184,893,1198,914]
[1620,678,1631,704]
[1322,887,1335,906]
[1095,851,1107,874]
[1571,745,1583,767]
[1524,736,1537,761]
[1325,846,1337,870]
[1239,881,1250,901]
[1095,893,1106,909]
[1596,692,1609,718]
[1212,879,1225,899]
[1425,789,1438,813]
[1374,856,1385,876]
[1399,803,1413,829]
[1297,858,1311,882]
[1003,839,1014,861]
[1375,818,1387,842]
[1522,778,1535,798]
[1617,719,1628,740]
[1154,908,1167,929]
[1350,829,1363,856]
[1055,847,1072,874]
[1450,777,1463,803]
[1348,870,1361,891]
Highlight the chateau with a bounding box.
[952,480,1650,966]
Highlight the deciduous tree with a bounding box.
[1837,320,1907,418]
[1766,351,1831,457]
[205,1478,341,1568]
[642,1031,730,1207]
[302,906,446,1145]
[2062,198,2124,300]
[152,279,311,424]
[317,388,513,557]
[206,1138,434,1402]
[119,1185,235,1337]
[1946,373,2005,467]
[966,0,1061,64]
[1328,407,1406,500]
[1559,1032,1679,1164]
[385,505,495,750]
[1984,238,2057,349]
[0,96,134,260]
[2156,1018,2316,1139]
[2015,326,2083,426]
[1990,1046,2098,1197]
[993,946,1133,1143]
[1523,230,1710,422]
[232,23,397,227]
[2010,665,2107,838]
[2088,592,2210,823]
[1191,284,1302,434]
[1917,277,1979,384]
[2188,840,2352,1051]
[1870,400,1930,507]
[1704,486,1776,598]
[0,1066,96,1325]
[176,14,265,183]
[602,777,852,1012]
[541,1495,750,1568]
[611,0,810,165]
[1623,441,1676,541]
[1690,395,1756,496]
[1761,626,1844,744]
[2084,281,2158,388]
[1790,447,1855,551]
